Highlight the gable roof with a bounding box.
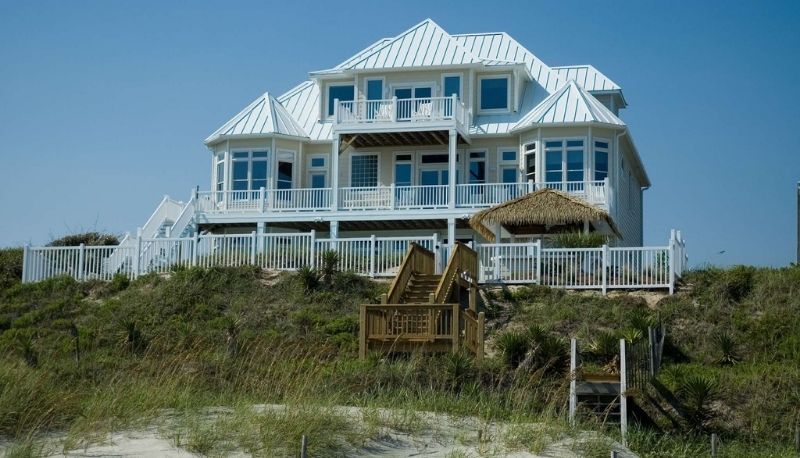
[551,65,621,92]
[512,80,624,131]
[312,19,482,74]
[453,32,564,93]
[205,92,307,145]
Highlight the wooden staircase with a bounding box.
[358,242,485,360]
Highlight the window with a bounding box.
[351,154,378,187]
[310,157,325,168]
[215,153,225,192]
[366,79,383,101]
[328,84,354,116]
[443,75,461,98]
[499,148,518,184]
[468,151,486,184]
[277,151,294,190]
[230,150,269,193]
[594,140,609,181]
[524,143,536,182]
[544,139,584,183]
[310,173,326,188]
[394,153,412,187]
[479,75,509,111]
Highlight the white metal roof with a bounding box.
[452,32,565,93]
[512,80,624,131]
[312,19,482,74]
[551,65,621,92]
[205,92,308,145]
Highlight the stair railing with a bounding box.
[385,242,435,304]
[433,242,479,304]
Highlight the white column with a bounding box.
[331,135,340,211]
[329,220,339,250]
[493,223,502,243]
[447,217,456,251]
[448,129,457,209]
[256,221,266,253]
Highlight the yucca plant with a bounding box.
[320,250,339,287]
[712,330,740,366]
[678,374,719,431]
[296,265,320,292]
[443,351,474,391]
[496,330,530,368]
[587,330,620,362]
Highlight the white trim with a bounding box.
[441,72,463,100]
[348,152,380,187]
[392,151,414,186]
[326,81,356,118]
[477,73,511,114]
[363,76,386,100]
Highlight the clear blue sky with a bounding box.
[1,0,798,267]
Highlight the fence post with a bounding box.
[300,435,308,458]
[309,230,316,269]
[569,338,577,426]
[369,234,376,278]
[477,311,485,361]
[192,233,199,267]
[535,239,542,284]
[619,338,628,446]
[134,228,143,278]
[78,243,86,281]
[601,244,609,295]
[250,231,257,266]
[389,183,396,210]
[358,304,367,359]
[452,303,460,352]
[668,229,677,295]
[648,326,656,377]
[21,244,29,283]
[711,433,718,457]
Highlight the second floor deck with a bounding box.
[195,180,608,219]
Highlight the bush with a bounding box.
[551,232,607,248]
[47,232,119,247]
[0,247,23,290]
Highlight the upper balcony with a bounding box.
[332,95,471,143]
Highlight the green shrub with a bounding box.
[496,330,529,368]
[677,374,719,431]
[551,232,607,248]
[295,265,320,292]
[0,247,23,290]
[712,330,740,365]
[47,232,119,247]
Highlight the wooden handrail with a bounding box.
[385,242,435,304]
[433,242,478,303]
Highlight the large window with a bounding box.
[594,140,609,181]
[499,148,519,184]
[545,139,584,183]
[468,151,486,184]
[394,153,412,187]
[524,143,536,182]
[328,84,355,116]
[215,153,225,192]
[443,75,461,99]
[351,154,378,187]
[479,75,509,111]
[231,150,269,193]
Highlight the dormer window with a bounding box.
[327,84,355,116]
[479,75,510,112]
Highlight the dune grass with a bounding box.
[0,263,799,456]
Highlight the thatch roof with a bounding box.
[469,188,620,241]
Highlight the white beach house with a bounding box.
[22,19,686,292]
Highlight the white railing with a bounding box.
[335,95,468,129]
[195,181,607,215]
[22,231,686,293]
[476,231,685,293]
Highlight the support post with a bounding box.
[451,303,460,352]
[469,283,477,312]
[78,243,86,281]
[619,338,628,445]
[528,178,535,193]
[358,304,367,359]
[369,234,376,278]
[447,217,456,252]
[569,338,577,427]
[22,244,29,283]
[448,129,457,209]
[300,435,308,458]
[192,233,199,267]
[389,182,396,210]
[259,186,266,213]
[256,221,266,254]
[331,135,340,211]
[329,220,339,251]
[476,311,485,361]
[535,239,542,284]
[711,433,718,458]
[309,229,316,268]
[602,244,609,295]
[432,232,440,274]
[250,231,257,265]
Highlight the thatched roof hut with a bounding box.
[469,188,620,242]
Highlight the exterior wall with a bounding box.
[614,140,644,246]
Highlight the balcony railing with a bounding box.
[334,95,469,131]
[196,180,607,215]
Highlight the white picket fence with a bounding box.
[21,230,687,293]
[476,230,687,294]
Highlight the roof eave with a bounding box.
[204,132,310,147]
[510,121,626,134]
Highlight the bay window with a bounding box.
[545,139,585,184]
[231,150,269,196]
